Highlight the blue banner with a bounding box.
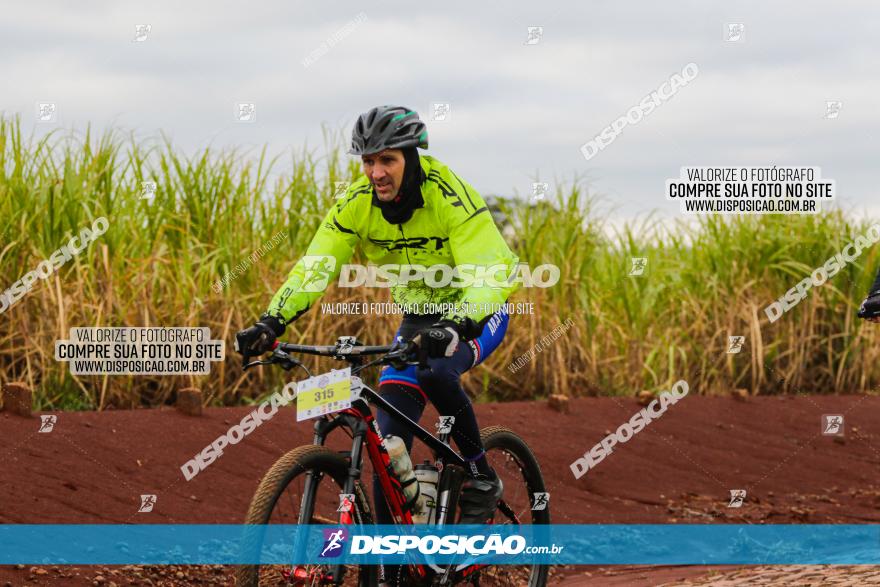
[1,524,877,565]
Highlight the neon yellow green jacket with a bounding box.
[267,155,520,326]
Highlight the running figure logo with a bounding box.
[436,416,455,435]
[727,489,746,508]
[531,182,549,202]
[337,493,355,513]
[524,26,544,45]
[431,103,451,122]
[333,181,350,199]
[727,336,745,354]
[133,24,151,42]
[726,23,745,42]
[531,492,549,511]
[297,256,336,293]
[140,181,157,200]
[824,101,842,120]
[629,258,648,276]
[138,494,157,513]
[37,103,57,122]
[236,103,256,122]
[822,414,844,436]
[38,415,57,433]
[319,528,348,558]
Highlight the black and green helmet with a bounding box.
[349,105,429,155]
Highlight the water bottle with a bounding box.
[384,435,420,509]
[412,461,439,525]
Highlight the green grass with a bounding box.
[1,115,879,410]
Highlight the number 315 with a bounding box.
[314,387,333,402]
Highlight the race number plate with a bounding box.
[296,367,352,422]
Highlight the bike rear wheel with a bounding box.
[469,425,549,587]
[236,445,378,587]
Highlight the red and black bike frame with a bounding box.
[258,340,495,584]
[303,381,490,584]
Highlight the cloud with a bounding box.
[0,0,875,219]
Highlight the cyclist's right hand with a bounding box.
[858,291,880,322]
[234,314,286,358]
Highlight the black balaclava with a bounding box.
[372,147,425,225]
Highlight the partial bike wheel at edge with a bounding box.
[235,445,378,587]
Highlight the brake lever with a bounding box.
[243,359,271,371]
[385,339,430,371]
[272,348,301,372]
[410,335,431,370]
[240,340,281,371]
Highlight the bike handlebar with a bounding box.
[242,337,426,373]
[275,341,395,356]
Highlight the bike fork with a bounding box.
[332,424,368,584]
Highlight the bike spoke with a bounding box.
[258,470,364,586]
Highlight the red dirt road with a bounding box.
[1,394,879,585]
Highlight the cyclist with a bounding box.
[235,105,519,536]
[858,267,880,322]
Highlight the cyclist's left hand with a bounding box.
[413,322,460,360]
[234,314,286,358]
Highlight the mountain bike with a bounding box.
[235,336,549,586]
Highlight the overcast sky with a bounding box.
[3,1,878,222]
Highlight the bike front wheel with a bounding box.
[236,445,378,587]
[473,425,549,587]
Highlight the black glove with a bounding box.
[858,291,880,320]
[235,314,286,358]
[414,322,460,361]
